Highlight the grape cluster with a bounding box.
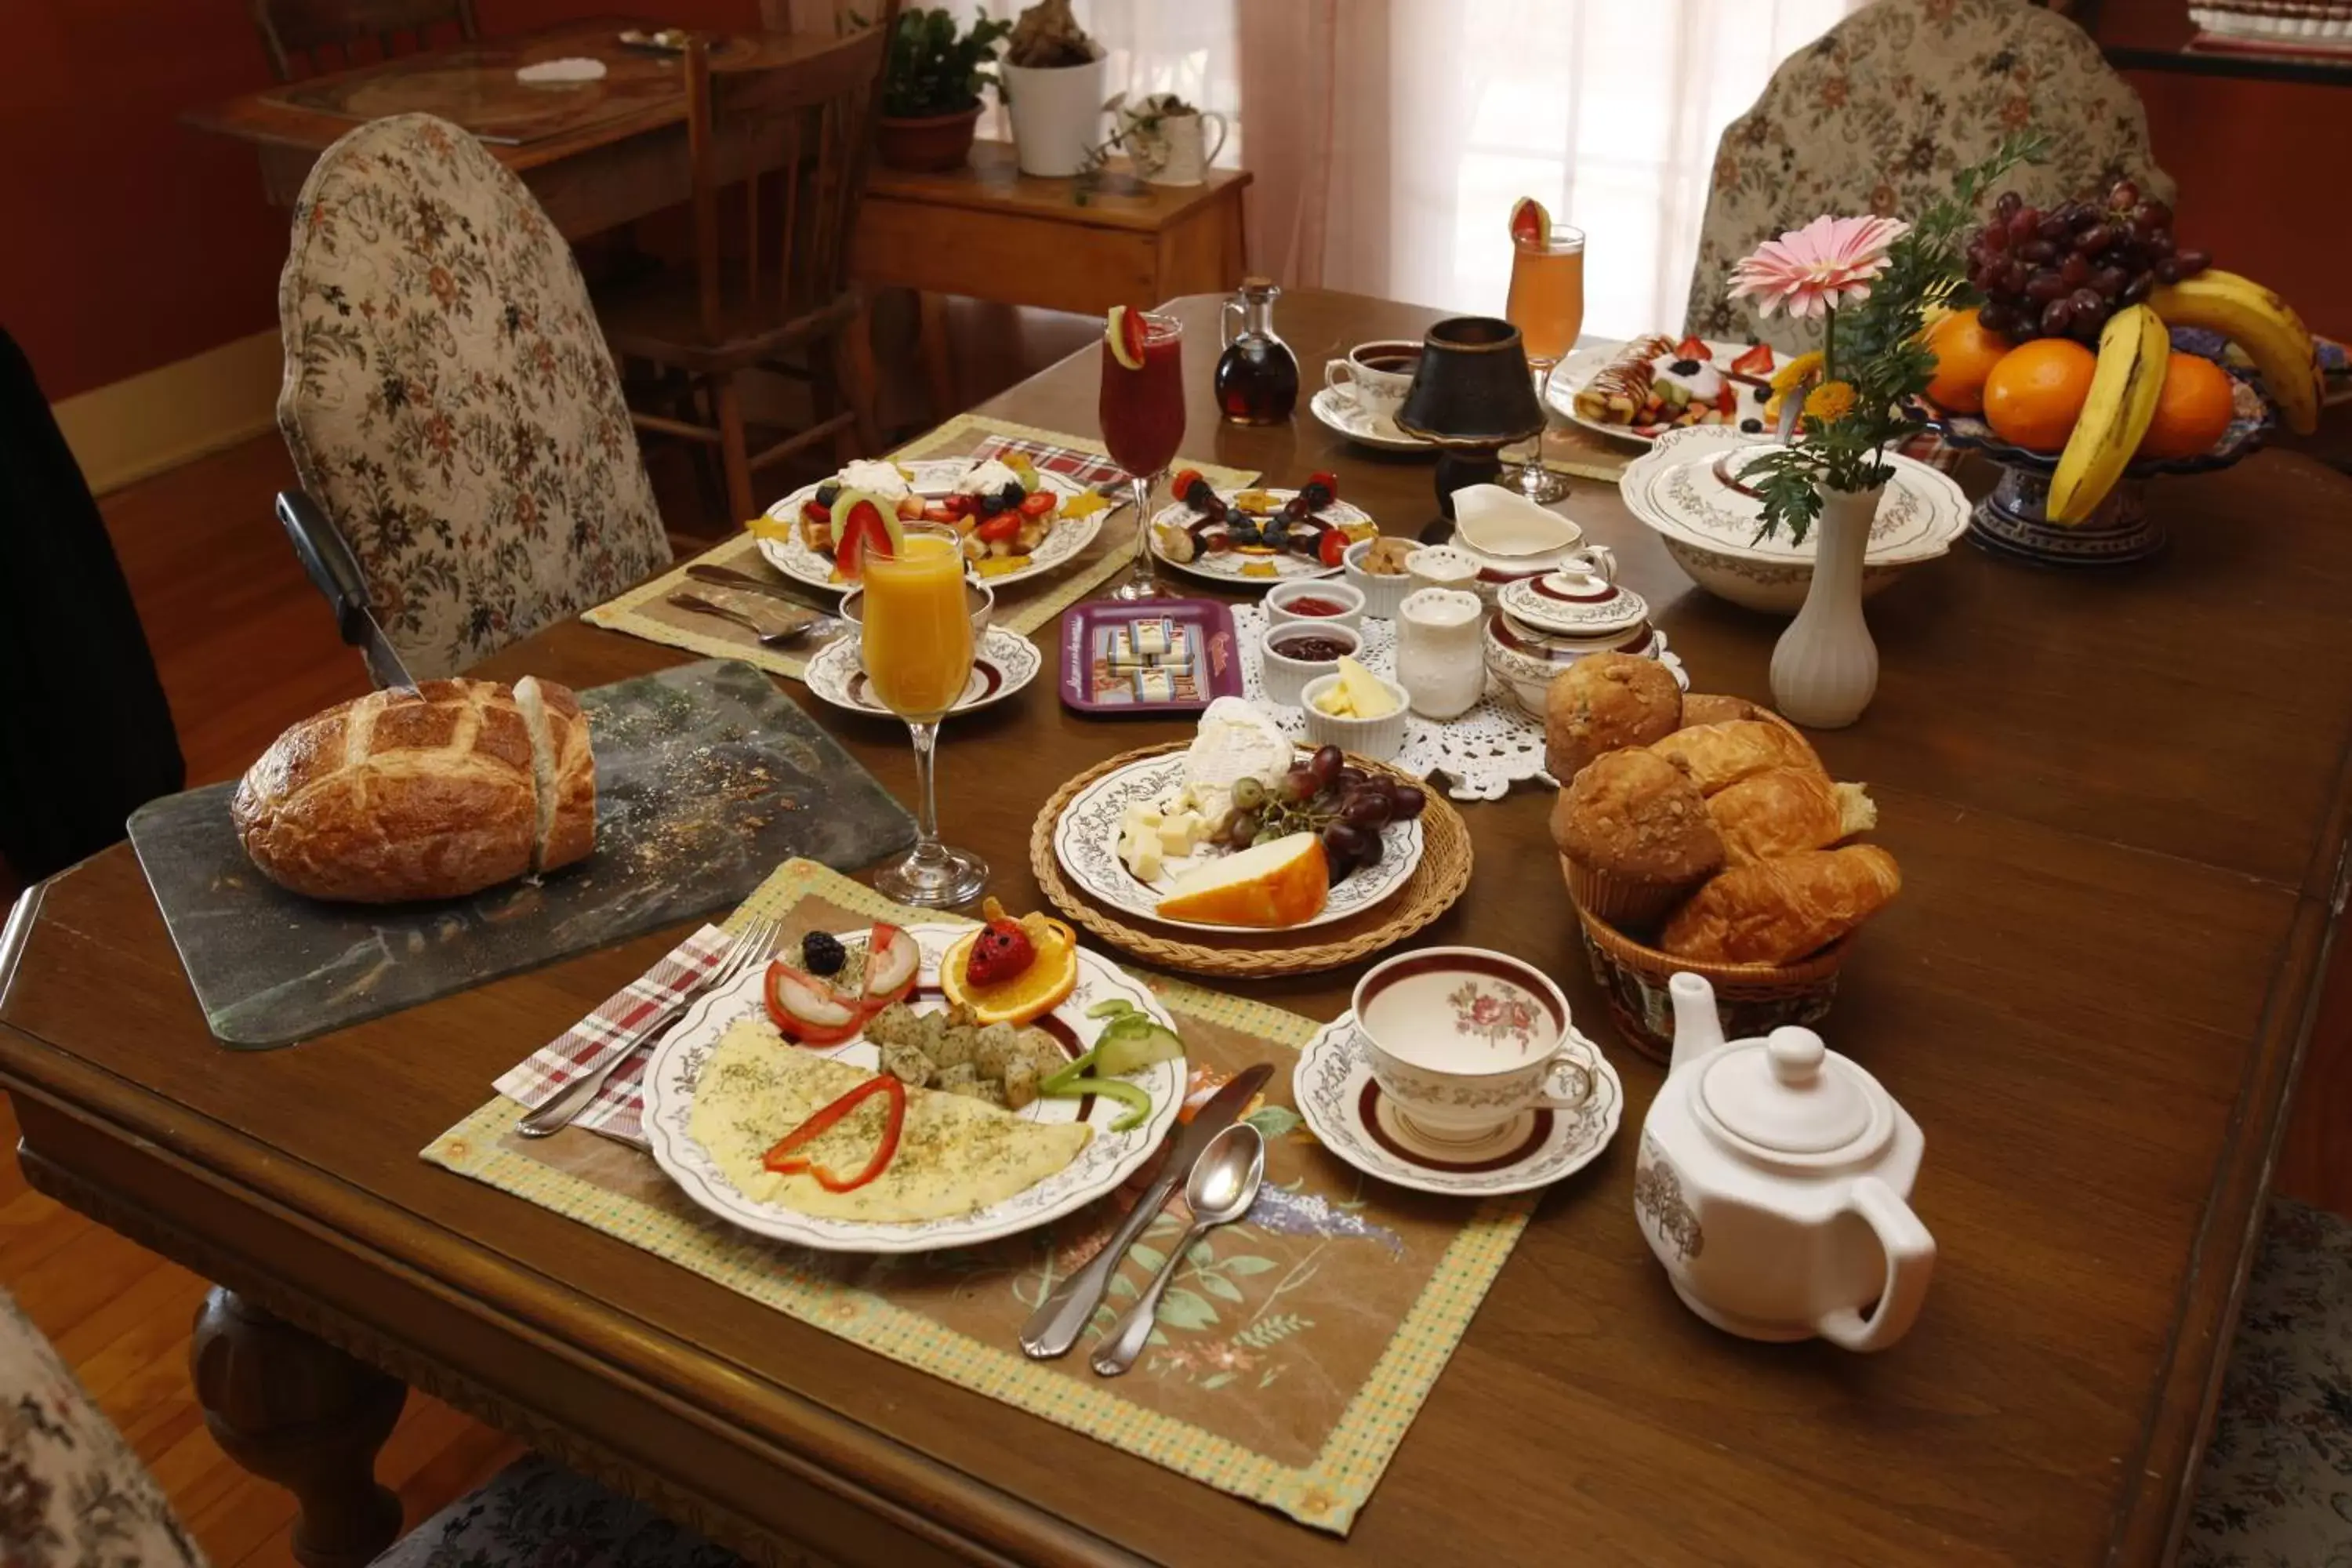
[1968,180,2211,345]
[1217,745,1429,884]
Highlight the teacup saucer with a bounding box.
[1292,1012,1622,1196]
[1312,388,1432,454]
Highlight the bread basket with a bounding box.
[1566,860,1851,1062]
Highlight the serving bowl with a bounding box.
[1266,577,1367,630]
[1301,670,1411,763]
[1258,619,1363,706]
[1342,537,1415,619]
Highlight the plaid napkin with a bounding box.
[492,924,733,1145]
[975,433,1130,490]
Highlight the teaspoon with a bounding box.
[1091,1123,1266,1377]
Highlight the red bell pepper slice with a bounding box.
[761,1073,906,1192]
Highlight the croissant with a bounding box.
[1676,694,1762,728]
[1660,845,1901,965]
[1649,719,1821,794]
[1706,768,1877,866]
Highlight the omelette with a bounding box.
[688,1019,1093,1222]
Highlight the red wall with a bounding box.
[2092,0,2352,340]
[0,0,761,403]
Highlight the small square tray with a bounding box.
[1058,598,1244,716]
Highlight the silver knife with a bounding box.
[1019,1062,1274,1360]
[685,563,836,614]
[275,490,419,694]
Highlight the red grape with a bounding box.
[2008,209,2041,244]
[1996,190,2024,220]
[2176,248,2212,278]
[2042,298,2075,336]
[2018,239,2057,265]
[2132,199,2171,230]
[2059,252,2090,289]
[2077,223,2115,256]
[2155,256,2183,284]
[2025,269,2068,303]
[2111,180,2140,209]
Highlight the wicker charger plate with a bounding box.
[1030,742,1473,978]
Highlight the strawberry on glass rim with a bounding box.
[826,488,903,582]
[1105,305,1150,372]
[1509,195,1551,248]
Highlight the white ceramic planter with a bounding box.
[1769,484,1881,729]
[1001,53,1109,178]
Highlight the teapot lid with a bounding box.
[1499,569,1648,637]
[1699,1027,1875,1155]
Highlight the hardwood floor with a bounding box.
[7,423,2350,1562]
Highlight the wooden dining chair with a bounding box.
[1685,0,2174,354]
[595,13,897,527]
[251,0,480,80]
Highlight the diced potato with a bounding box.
[865,1001,919,1048]
[974,1022,1019,1082]
[879,1041,934,1087]
[933,1062,977,1089]
[931,1021,975,1069]
[1002,1056,1040,1111]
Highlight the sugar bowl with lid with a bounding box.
[1482,548,1679,716]
[1633,973,1936,1352]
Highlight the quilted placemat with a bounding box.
[583,415,1258,681]
[423,857,1539,1535]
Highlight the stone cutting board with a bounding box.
[128,659,916,1049]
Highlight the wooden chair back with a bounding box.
[678,5,898,344]
[252,0,480,80]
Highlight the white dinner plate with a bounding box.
[755,457,1101,595]
[1148,488,1374,588]
[1309,387,1432,452]
[800,626,1040,719]
[1051,752,1422,933]
[641,923,1187,1254]
[1547,337,1774,447]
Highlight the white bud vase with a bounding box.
[1769,482,1881,729]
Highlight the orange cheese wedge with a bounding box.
[1156,833,1330,928]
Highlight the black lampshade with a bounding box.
[1393,316,1547,448]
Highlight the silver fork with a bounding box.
[517,913,784,1138]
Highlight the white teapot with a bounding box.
[1632,973,1936,1352]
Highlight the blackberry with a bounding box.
[800,931,847,976]
[1740,419,1764,434]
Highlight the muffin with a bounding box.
[1677,693,1762,728]
[1544,652,1682,783]
[1551,749,1724,930]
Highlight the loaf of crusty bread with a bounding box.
[232,678,594,903]
[1659,845,1900,965]
[1649,718,1822,795]
[1705,768,1876,867]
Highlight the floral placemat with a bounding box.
[583,416,1258,681]
[421,857,1539,1534]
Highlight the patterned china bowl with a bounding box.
[1482,613,1656,717]
[1620,426,1968,615]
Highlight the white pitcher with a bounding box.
[1395,588,1487,720]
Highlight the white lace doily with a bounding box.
[1232,604,1559,800]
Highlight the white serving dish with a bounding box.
[1258,619,1363,706]
[1266,577,1366,630]
[756,457,1098,595]
[1342,537,1415,619]
[1300,671,1410,763]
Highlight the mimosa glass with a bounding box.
[1504,223,1586,503]
[855,524,989,906]
[1098,310,1185,601]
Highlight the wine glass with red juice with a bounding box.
[1098,310,1185,601]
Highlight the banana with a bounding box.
[2147,268,2320,436]
[2049,305,2169,526]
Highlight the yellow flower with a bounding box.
[1769,350,1824,395]
[1803,380,1857,423]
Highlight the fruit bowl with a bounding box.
[1911,365,2272,567]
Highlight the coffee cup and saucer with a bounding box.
[1290,947,1622,1196]
[1312,339,1434,453]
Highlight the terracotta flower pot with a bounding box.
[875,104,983,172]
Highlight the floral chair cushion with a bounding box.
[278,113,670,681]
[372,1454,746,1568]
[1,1287,207,1568]
[1686,0,2174,354]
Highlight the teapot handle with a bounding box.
[1815,1176,1935,1353]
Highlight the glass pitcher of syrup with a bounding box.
[1214,277,1299,426]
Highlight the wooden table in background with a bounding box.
[186,18,833,241]
[6,289,2352,1566]
[852,140,1251,416]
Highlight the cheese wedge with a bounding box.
[1156,832,1330,927]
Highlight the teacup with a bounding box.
[1351,947,1593,1147]
[1324,341,1424,423]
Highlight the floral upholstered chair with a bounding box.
[277,114,670,681]
[2,1285,740,1568]
[1687,0,2174,354]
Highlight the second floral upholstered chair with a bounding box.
[276,113,671,681]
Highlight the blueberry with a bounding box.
[996,481,1025,508]
[978,492,1007,516]
[1671,358,1703,376]
[1753,384,1771,403]
[800,931,846,976]
[815,481,841,506]
[1740,418,1763,433]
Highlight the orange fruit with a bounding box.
[2137,352,2236,460]
[1981,339,2098,452]
[940,914,1079,1026]
[1923,308,2010,416]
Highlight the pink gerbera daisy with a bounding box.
[1727,214,1911,318]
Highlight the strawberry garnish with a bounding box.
[1674,335,1711,364]
[1105,305,1149,371]
[1730,343,1776,377]
[964,914,1036,987]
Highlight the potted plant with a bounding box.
[1000,0,1105,178]
[874,6,1011,173]
[1726,132,2045,728]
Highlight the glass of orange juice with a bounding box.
[1504,222,1586,503]
[847,523,991,906]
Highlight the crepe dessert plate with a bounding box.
[755,456,1102,593]
[641,923,1185,1253]
[1292,1012,1623,1196]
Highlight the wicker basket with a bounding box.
[1566,858,1851,1062]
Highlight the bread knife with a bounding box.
[1018,1062,1274,1360]
[275,490,419,695]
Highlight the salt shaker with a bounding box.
[1396,588,1488,720]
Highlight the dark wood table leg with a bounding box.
[191,1287,407,1568]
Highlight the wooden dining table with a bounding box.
[6,288,2352,1567]
[186,16,835,241]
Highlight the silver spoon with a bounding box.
[1091,1123,1266,1377]
[665,592,825,646]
